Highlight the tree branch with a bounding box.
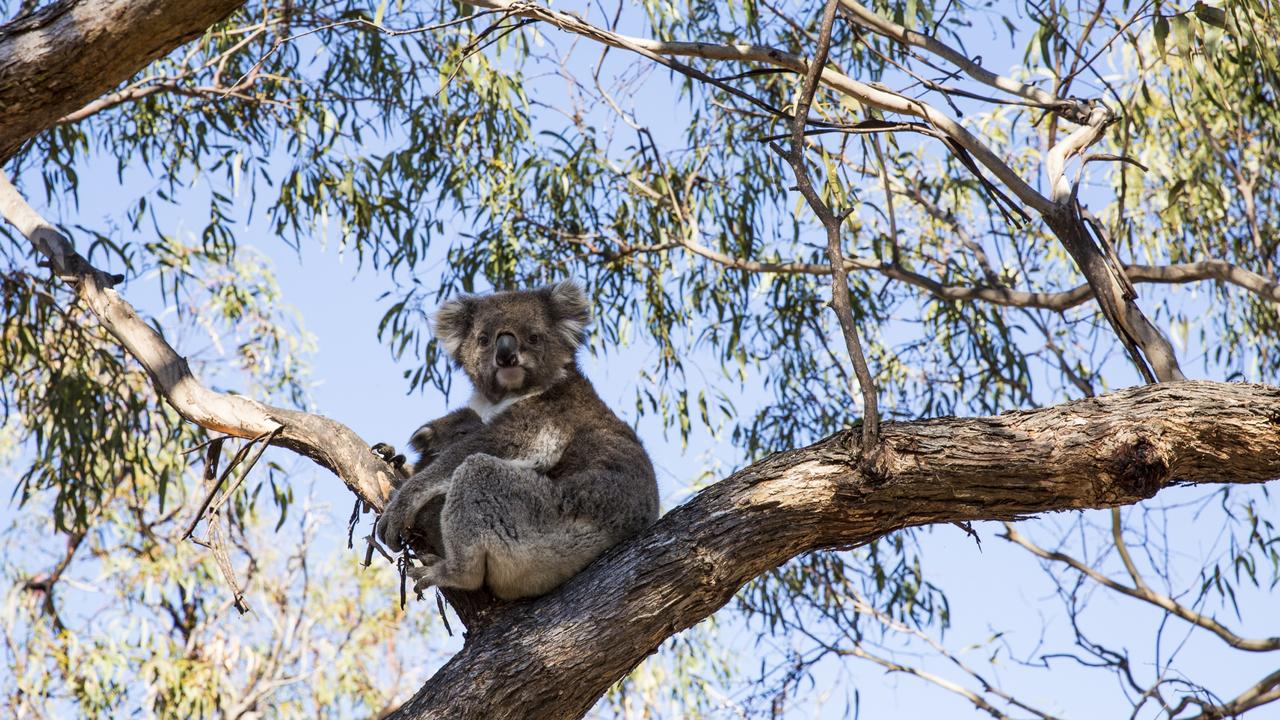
[600,225,1280,313]
[0,170,399,512]
[0,0,247,163]
[778,0,880,455]
[1001,524,1280,652]
[459,0,1053,214]
[835,0,1072,113]
[389,380,1280,719]
[1184,667,1280,720]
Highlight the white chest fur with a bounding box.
[467,389,544,423]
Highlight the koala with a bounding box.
[372,408,482,487]
[370,408,483,555]
[375,281,659,600]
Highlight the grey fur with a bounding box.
[371,408,481,491]
[376,282,659,600]
[407,407,483,476]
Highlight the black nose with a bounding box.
[495,333,519,367]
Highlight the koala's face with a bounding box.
[433,282,591,401]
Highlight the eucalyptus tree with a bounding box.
[2,0,1279,718]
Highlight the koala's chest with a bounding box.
[484,411,574,470]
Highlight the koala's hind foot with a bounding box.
[371,442,409,483]
[406,556,445,597]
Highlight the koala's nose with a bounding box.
[494,333,520,367]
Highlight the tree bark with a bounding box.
[389,380,1280,719]
[0,0,245,163]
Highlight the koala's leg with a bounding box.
[412,454,613,599]
[375,470,453,552]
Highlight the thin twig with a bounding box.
[230,10,508,91]
[181,430,271,540]
[204,426,283,520]
[1001,524,1280,652]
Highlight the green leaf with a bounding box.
[1171,15,1195,55]
[1194,2,1227,29]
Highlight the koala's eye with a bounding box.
[477,334,490,348]
[527,333,541,346]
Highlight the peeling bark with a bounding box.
[0,0,245,163]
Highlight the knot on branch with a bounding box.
[1107,436,1170,500]
[844,428,892,487]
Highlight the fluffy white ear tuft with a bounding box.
[432,296,473,358]
[547,280,591,347]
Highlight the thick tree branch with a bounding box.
[389,380,1280,719]
[0,0,246,163]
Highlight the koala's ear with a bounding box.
[546,280,592,347]
[432,296,474,358]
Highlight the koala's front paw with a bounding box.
[371,442,408,474]
[376,492,414,552]
[376,479,449,552]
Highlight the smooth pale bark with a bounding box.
[0,0,245,162]
[389,380,1280,719]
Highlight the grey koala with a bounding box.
[373,408,482,489]
[375,281,660,600]
[371,408,483,555]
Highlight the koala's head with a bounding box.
[409,408,481,468]
[432,281,591,401]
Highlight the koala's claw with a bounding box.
[371,442,407,470]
